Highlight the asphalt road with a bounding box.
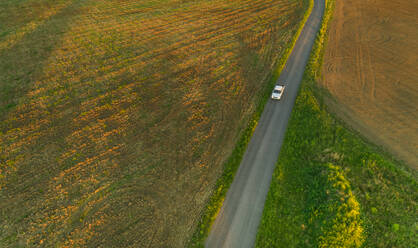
[205,0,325,247]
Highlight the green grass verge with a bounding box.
[256,0,418,247]
[187,0,314,246]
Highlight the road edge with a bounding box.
[254,0,339,245]
[187,0,315,247]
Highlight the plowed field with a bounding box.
[321,0,418,168]
[0,0,307,247]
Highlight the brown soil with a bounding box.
[321,0,418,169]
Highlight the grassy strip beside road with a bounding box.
[256,0,418,247]
[187,0,313,246]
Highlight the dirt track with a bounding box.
[321,0,418,168]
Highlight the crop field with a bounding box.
[0,0,307,246]
[320,0,418,168]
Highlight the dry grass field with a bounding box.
[0,0,307,246]
[321,0,418,168]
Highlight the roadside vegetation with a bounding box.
[188,0,312,246]
[0,0,308,247]
[256,0,418,247]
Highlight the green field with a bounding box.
[256,0,418,247]
[0,0,308,246]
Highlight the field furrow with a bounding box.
[0,0,307,246]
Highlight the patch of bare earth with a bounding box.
[321,0,418,168]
